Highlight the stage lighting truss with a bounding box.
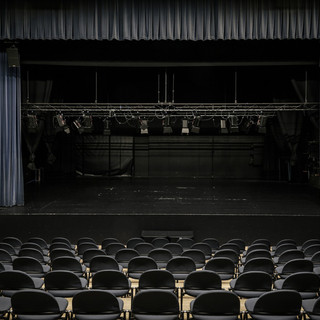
[21,102,319,119]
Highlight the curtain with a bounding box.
[0,51,24,207]
[1,0,319,41]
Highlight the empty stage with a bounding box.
[0,177,319,243]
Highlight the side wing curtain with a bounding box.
[0,51,24,207]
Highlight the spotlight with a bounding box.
[230,116,239,133]
[82,114,93,130]
[181,119,189,135]
[103,118,111,136]
[140,119,149,135]
[257,116,267,134]
[73,119,84,134]
[220,119,228,134]
[25,114,38,132]
[163,116,173,135]
[54,114,70,134]
[191,116,201,134]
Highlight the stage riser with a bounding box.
[1,215,318,245]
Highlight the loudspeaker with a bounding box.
[6,47,20,67]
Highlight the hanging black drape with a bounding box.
[1,0,319,41]
[0,51,24,207]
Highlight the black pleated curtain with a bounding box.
[1,0,319,41]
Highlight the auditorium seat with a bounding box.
[89,255,123,275]
[0,242,18,256]
[13,256,50,278]
[182,249,206,268]
[128,256,158,279]
[229,271,272,298]
[45,270,88,297]
[148,248,173,269]
[115,248,139,268]
[101,237,121,249]
[52,237,75,250]
[273,249,304,265]
[275,258,314,278]
[126,237,145,249]
[181,270,221,306]
[189,290,240,320]
[72,290,125,320]
[166,256,196,281]
[241,249,272,264]
[11,289,68,320]
[201,238,220,253]
[2,237,22,251]
[228,238,246,252]
[191,243,212,260]
[134,243,155,256]
[92,270,131,297]
[137,269,176,294]
[163,243,184,256]
[28,237,49,255]
[204,257,235,280]
[51,256,87,278]
[242,244,270,258]
[104,243,126,258]
[82,248,106,267]
[219,243,241,255]
[50,248,80,261]
[244,290,302,320]
[0,270,44,297]
[151,237,170,248]
[131,289,180,320]
[238,257,274,275]
[177,238,195,250]
[274,271,320,299]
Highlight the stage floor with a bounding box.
[1,177,320,216]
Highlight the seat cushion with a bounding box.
[245,297,258,313]
[0,296,11,313]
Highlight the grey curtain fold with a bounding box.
[0,51,24,207]
[1,0,319,40]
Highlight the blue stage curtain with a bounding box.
[0,51,24,207]
[0,0,319,40]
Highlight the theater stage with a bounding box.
[0,177,319,244]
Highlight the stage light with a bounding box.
[73,119,84,134]
[26,114,38,132]
[140,119,149,135]
[82,114,93,130]
[181,119,189,135]
[191,116,201,134]
[103,118,111,136]
[54,114,70,134]
[163,116,173,135]
[230,116,239,133]
[257,116,267,134]
[220,119,228,134]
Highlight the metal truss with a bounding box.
[21,102,319,118]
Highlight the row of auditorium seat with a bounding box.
[0,236,319,281]
[0,287,319,320]
[0,236,319,319]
